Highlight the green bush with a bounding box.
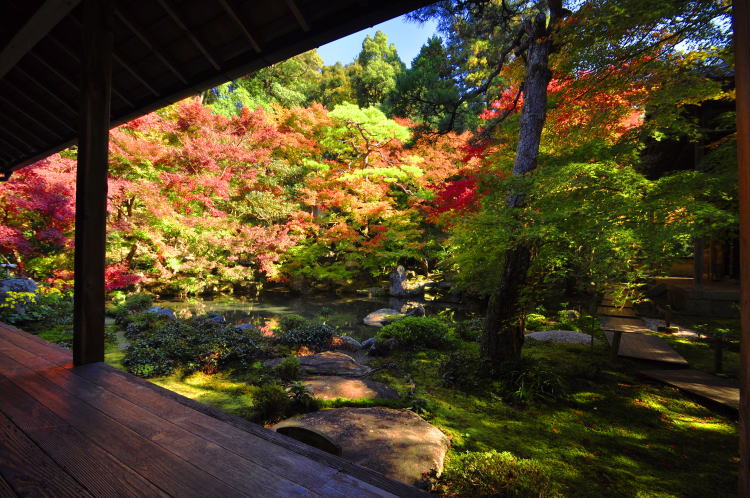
[440,351,486,391]
[252,383,291,423]
[279,314,310,332]
[110,293,154,323]
[123,315,262,377]
[274,356,301,382]
[0,287,73,326]
[377,317,451,350]
[277,323,334,351]
[437,450,559,497]
[287,381,319,412]
[496,358,567,405]
[524,313,547,331]
[454,317,483,342]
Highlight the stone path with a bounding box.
[273,407,449,488]
[303,376,399,401]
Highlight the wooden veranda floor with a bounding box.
[0,323,421,497]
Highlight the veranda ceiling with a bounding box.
[0,0,431,176]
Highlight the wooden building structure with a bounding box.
[1,0,750,495]
[0,0,431,495]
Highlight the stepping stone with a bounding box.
[273,408,449,488]
[303,376,399,400]
[265,352,373,377]
[363,308,402,327]
[605,331,688,365]
[640,369,739,411]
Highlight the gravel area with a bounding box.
[526,330,592,344]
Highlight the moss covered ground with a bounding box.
[98,322,738,497]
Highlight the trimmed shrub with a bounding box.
[287,381,319,412]
[279,314,310,332]
[274,356,301,382]
[252,383,291,423]
[0,286,73,326]
[377,317,450,350]
[110,293,154,324]
[123,315,262,377]
[437,450,559,497]
[277,323,334,351]
[524,313,547,331]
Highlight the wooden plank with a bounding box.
[0,476,16,498]
[0,352,243,497]
[78,363,423,497]
[0,333,400,497]
[0,377,166,496]
[74,0,112,365]
[72,364,398,497]
[600,315,648,334]
[3,363,318,496]
[0,0,80,79]
[0,323,72,365]
[0,325,420,496]
[0,410,91,497]
[640,369,739,411]
[605,332,688,365]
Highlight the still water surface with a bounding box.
[157,290,480,341]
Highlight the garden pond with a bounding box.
[156,290,482,341]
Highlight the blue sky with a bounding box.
[317,15,439,68]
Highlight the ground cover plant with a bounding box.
[98,307,739,497]
[369,338,738,497]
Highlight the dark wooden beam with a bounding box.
[286,0,310,32]
[0,113,47,149]
[0,124,35,153]
[0,95,63,140]
[73,0,113,366]
[2,77,77,133]
[114,9,189,84]
[14,60,78,116]
[112,53,160,96]
[736,0,750,495]
[47,32,134,108]
[157,0,221,70]
[5,0,432,173]
[0,0,81,79]
[68,15,160,98]
[218,0,262,53]
[12,67,78,121]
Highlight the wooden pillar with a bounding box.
[736,0,750,495]
[73,0,113,365]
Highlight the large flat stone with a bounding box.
[265,351,373,377]
[273,408,449,488]
[363,308,402,327]
[303,376,399,400]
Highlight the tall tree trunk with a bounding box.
[482,13,553,367]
